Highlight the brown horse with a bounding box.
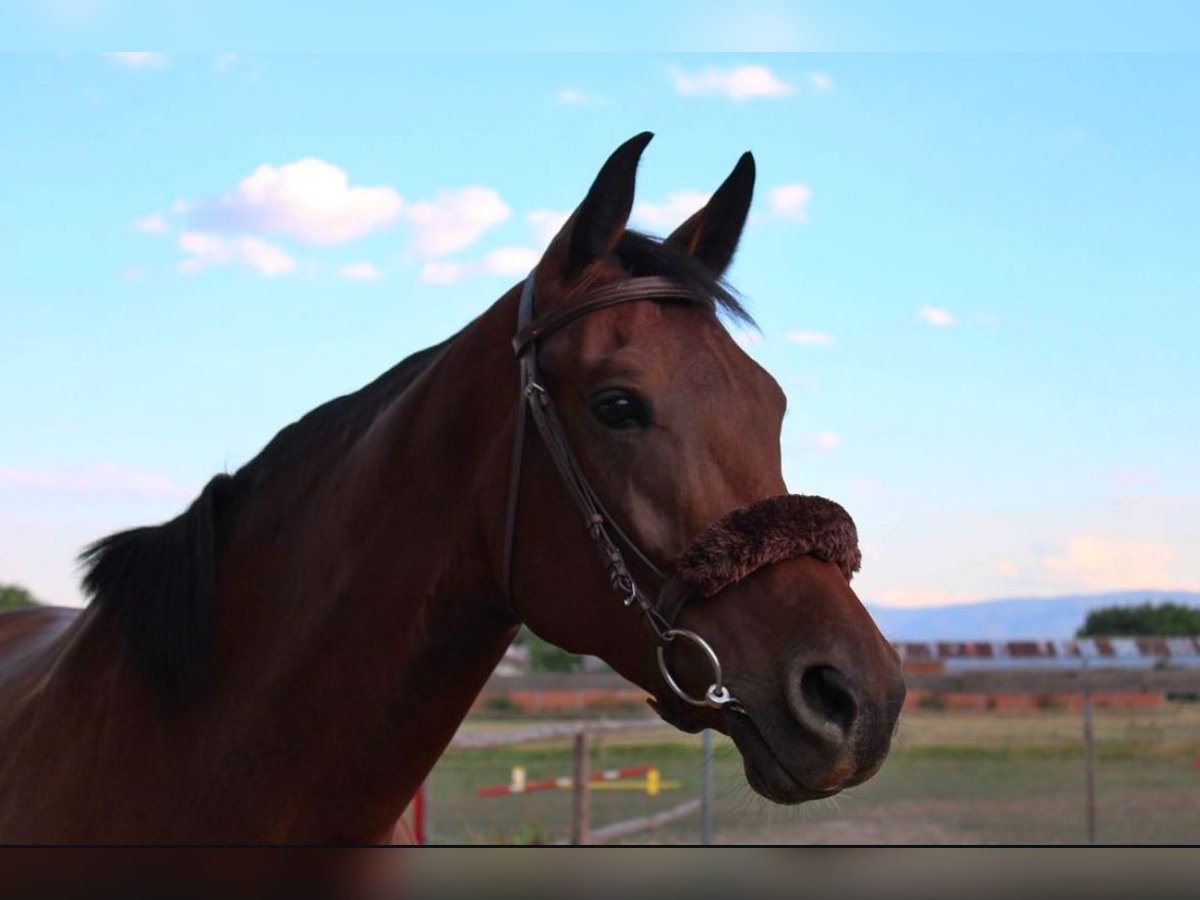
[0,133,904,844]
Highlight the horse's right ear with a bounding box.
[540,131,654,283]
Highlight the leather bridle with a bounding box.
[502,271,742,712]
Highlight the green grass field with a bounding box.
[419,702,1200,845]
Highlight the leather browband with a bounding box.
[511,276,708,355]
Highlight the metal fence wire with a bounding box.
[404,667,1200,845]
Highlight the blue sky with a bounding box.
[2,45,1198,609]
[5,2,1200,51]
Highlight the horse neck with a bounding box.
[200,289,524,841]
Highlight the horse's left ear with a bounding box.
[665,151,755,277]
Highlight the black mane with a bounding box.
[80,232,750,701]
[79,337,453,701]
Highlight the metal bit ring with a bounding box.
[656,628,738,709]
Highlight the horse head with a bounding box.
[506,133,905,803]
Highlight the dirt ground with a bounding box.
[710,782,1200,845]
[719,804,986,845]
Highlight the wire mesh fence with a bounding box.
[410,669,1200,845]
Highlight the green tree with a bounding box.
[0,583,43,611]
[515,625,583,673]
[1076,601,1200,637]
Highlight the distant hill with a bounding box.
[865,590,1200,641]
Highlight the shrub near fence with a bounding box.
[473,673,649,717]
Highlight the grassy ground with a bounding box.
[419,702,1200,845]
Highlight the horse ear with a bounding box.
[542,131,654,282]
[665,151,755,277]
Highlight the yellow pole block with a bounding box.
[588,780,680,791]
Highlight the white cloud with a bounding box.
[41,0,109,25]
[228,237,296,277]
[171,199,189,215]
[527,208,570,247]
[212,53,260,83]
[179,161,515,273]
[1042,535,1193,591]
[236,238,295,277]
[196,158,403,246]
[786,330,833,346]
[809,71,835,93]
[815,432,840,451]
[676,2,810,51]
[670,65,792,100]
[134,213,168,234]
[631,190,710,231]
[482,246,539,276]
[405,186,511,258]
[120,265,149,282]
[869,589,981,609]
[419,260,466,285]
[339,262,381,282]
[419,246,539,285]
[178,231,296,277]
[919,305,957,327]
[178,232,227,271]
[0,462,192,501]
[767,183,812,221]
[103,52,167,70]
[556,88,605,105]
[997,559,1020,578]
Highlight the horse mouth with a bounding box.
[723,709,842,805]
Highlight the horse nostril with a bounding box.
[797,665,858,737]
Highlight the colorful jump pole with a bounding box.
[476,763,660,797]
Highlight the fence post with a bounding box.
[412,782,427,845]
[1081,656,1097,844]
[700,729,714,845]
[571,729,591,845]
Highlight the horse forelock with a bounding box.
[612,230,754,328]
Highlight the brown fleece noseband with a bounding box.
[503,272,861,712]
[655,494,861,626]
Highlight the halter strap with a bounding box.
[502,273,709,603]
[499,277,534,599]
[501,270,740,714]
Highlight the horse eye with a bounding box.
[591,389,651,430]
